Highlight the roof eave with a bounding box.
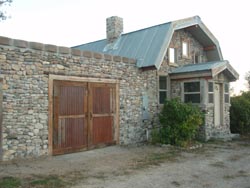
[211,61,239,81]
[170,70,212,80]
[155,16,223,70]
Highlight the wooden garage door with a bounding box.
[89,83,116,146]
[53,81,116,155]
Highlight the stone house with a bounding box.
[0,16,238,161]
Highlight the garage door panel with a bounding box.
[92,116,113,145]
[93,87,111,114]
[57,118,87,148]
[53,81,116,155]
[59,86,85,115]
[53,81,87,155]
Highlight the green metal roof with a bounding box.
[73,16,223,69]
[73,22,172,68]
[170,61,239,81]
[171,61,227,74]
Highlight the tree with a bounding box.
[245,71,250,90]
[0,0,12,21]
[230,91,250,135]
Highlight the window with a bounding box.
[169,48,176,63]
[159,76,168,104]
[184,81,200,103]
[208,82,214,103]
[194,53,203,64]
[224,83,229,103]
[182,41,189,57]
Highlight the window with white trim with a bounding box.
[224,83,229,103]
[184,81,200,103]
[208,82,214,103]
[159,76,168,104]
[182,41,189,57]
[169,48,176,63]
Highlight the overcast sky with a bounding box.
[0,0,249,94]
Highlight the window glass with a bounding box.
[159,91,167,104]
[184,82,200,92]
[224,83,229,103]
[184,81,200,103]
[208,82,214,92]
[159,76,167,104]
[224,83,229,93]
[169,48,175,63]
[184,94,201,103]
[182,41,188,57]
[208,82,214,103]
[209,94,214,103]
[159,76,167,90]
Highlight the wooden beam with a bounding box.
[204,45,216,51]
[140,66,157,71]
[170,71,212,80]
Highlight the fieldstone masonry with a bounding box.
[106,16,123,43]
[0,26,233,161]
[0,36,159,161]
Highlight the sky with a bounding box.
[0,0,249,94]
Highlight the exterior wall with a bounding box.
[203,76,231,140]
[170,78,232,141]
[0,36,158,161]
[162,29,232,141]
[168,30,208,66]
[203,104,231,140]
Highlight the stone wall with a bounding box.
[168,30,208,66]
[0,36,158,161]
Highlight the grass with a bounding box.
[0,177,21,188]
[223,170,249,179]
[29,175,65,188]
[0,175,65,188]
[210,161,226,168]
[129,148,179,170]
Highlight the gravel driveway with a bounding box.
[1,138,250,188]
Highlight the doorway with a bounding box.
[52,80,117,155]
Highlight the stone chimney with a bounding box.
[106,16,123,43]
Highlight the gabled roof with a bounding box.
[170,61,239,81]
[73,16,223,69]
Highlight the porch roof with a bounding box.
[170,61,239,81]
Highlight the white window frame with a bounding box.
[169,47,176,63]
[208,82,214,103]
[183,81,201,103]
[224,83,230,103]
[159,76,168,104]
[182,41,189,57]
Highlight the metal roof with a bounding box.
[170,61,239,81]
[170,61,227,74]
[73,16,223,69]
[73,22,172,68]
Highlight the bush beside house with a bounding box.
[152,98,203,147]
[230,91,250,135]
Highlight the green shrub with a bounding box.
[153,98,203,146]
[0,177,21,188]
[230,91,250,134]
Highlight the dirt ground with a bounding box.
[1,138,250,188]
